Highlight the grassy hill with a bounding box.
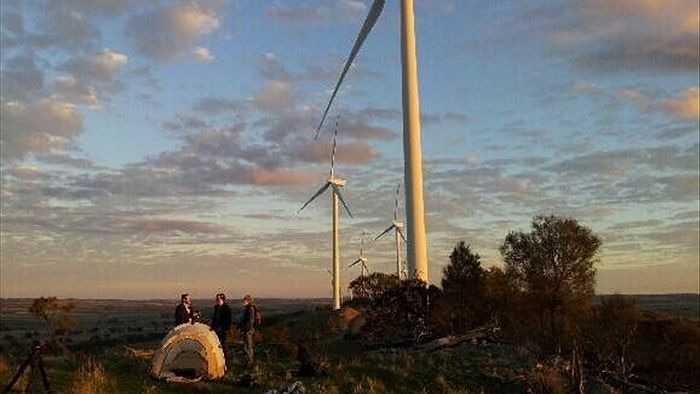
[1,296,698,393]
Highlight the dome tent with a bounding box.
[151,323,226,382]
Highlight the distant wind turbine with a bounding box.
[375,183,407,279]
[349,232,369,277]
[299,120,353,310]
[314,0,429,282]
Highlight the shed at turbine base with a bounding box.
[151,322,226,382]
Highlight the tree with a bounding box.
[347,273,430,341]
[440,242,486,332]
[481,266,517,326]
[500,215,601,348]
[29,296,77,349]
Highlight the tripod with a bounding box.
[2,341,51,393]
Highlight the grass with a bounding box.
[7,298,695,393]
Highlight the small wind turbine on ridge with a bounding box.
[375,183,407,279]
[298,119,352,310]
[349,231,369,277]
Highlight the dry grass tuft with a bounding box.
[70,358,113,394]
[528,364,566,394]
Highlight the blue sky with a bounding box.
[1,0,698,299]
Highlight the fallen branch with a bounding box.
[601,370,669,394]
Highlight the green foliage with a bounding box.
[439,242,486,333]
[28,296,78,348]
[347,273,430,341]
[499,215,600,349]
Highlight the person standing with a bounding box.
[238,294,256,366]
[174,293,196,325]
[211,293,232,352]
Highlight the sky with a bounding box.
[1,0,698,299]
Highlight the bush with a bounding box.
[347,274,430,342]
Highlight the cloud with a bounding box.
[53,76,102,108]
[266,2,332,25]
[290,139,380,165]
[661,87,700,120]
[124,218,230,235]
[0,54,44,102]
[546,145,697,179]
[337,0,367,18]
[252,80,295,112]
[618,86,700,121]
[4,166,47,181]
[1,98,84,162]
[250,168,317,186]
[341,121,396,140]
[266,1,376,26]
[547,0,699,73]
[127,1,223,60]
[193,96,246,116]
[64,48,128,82]
[192,46,214,62]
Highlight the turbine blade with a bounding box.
[349,259,362,267]
[314,0,386,139]
[394,183,400,221]
[330,119,338,178]
[375,224,394,240]
[397,227,407,243]
[298,183,330,213]
[332,185,353,218]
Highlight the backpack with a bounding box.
[253,306,263,329]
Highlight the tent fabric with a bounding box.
[151,322,226,381]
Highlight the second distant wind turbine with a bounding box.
[299,121,353,311]
[349,232,369,277]
[375,183,407,279]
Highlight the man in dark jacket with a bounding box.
[175,293,195,325]
[238,294,255,365]
[211,293,232,352]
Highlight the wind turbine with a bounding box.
[375,183,407,279]
[299,120,353,310]
[313,0,429,282]
[349,232,369,277]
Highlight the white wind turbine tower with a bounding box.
[314,0,429,282]
[375,183,407,279]
[349,232,369,277]
[299,121,353,310]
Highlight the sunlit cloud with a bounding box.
[127,1,223,60]
[192,46,214,62]
[548,0,699,73]
[662,87,700,121]
[0,98,84,162]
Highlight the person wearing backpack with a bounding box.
[239,294,257,366]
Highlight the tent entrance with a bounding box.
[169,350,207,379]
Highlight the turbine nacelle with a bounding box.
[329,177,347,187]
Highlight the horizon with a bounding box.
[2,293,700,302]
[1,0,698,298]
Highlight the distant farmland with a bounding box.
[597,293,699,320]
